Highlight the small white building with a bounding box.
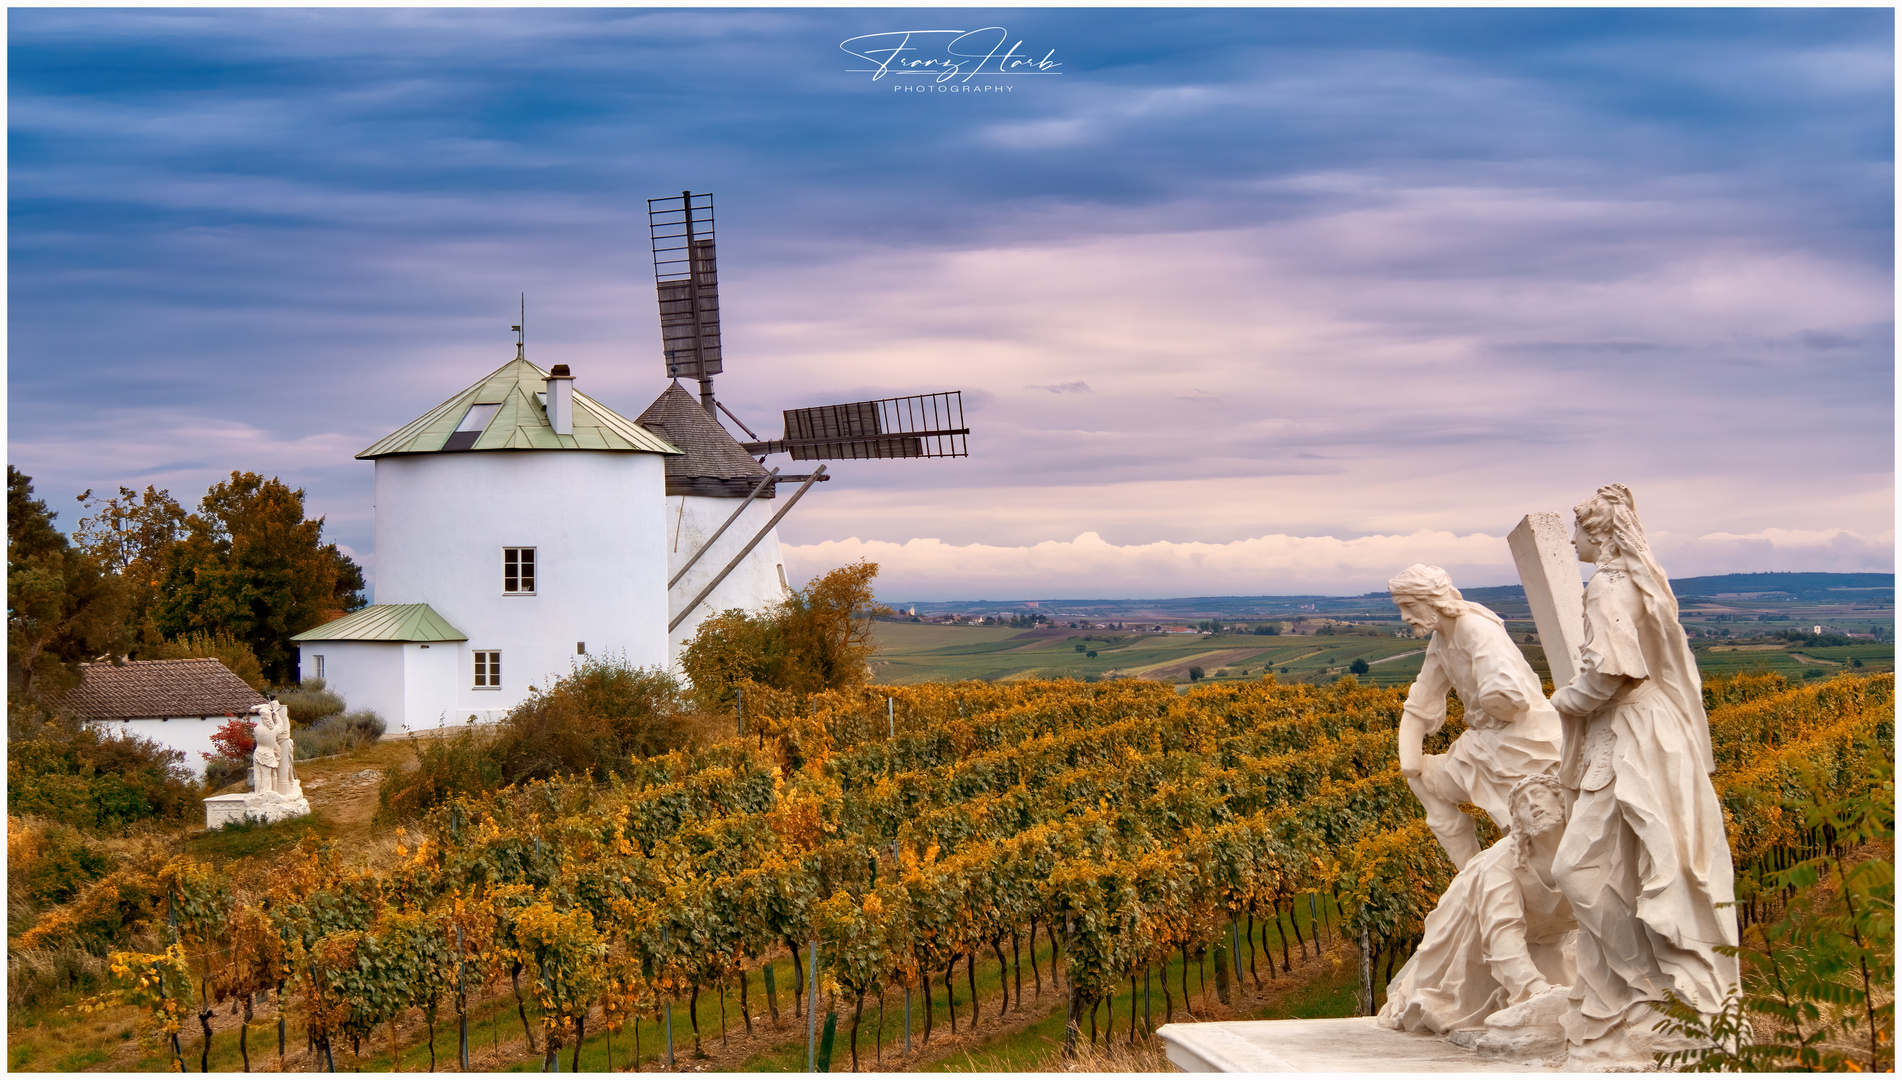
[292,352,681,731]
[56,657,268,774]
[636,381,796,661]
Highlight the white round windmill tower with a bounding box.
[638,381,800,660]
[292,337,681,731]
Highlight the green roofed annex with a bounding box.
[292,603,467,644]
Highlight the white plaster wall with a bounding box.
[400,643,463,731]
[306,641,406,726]
[93,718,231,776]
[664,494,794,662]
[374,451,669,724]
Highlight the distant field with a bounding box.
[870,622,1429,687]
[871,621,1893,688]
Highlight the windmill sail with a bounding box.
[648,192,722,382]
[743,391,970,460]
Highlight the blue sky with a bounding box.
[9,8,1893,600]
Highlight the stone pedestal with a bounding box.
[1155,1017,1562,1073]
[203,781,310,829]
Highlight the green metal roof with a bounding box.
[358,355,682,459]
[291,604,469,643]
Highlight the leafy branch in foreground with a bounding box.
[1653,747,1893,1072]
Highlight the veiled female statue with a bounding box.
[1548,484,1738,1065]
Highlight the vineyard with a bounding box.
[13,670,1893,1071]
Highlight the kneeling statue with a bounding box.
[1378,773,1575,1042]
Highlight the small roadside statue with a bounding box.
[204,699,309,828]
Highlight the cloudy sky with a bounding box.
[9,8,1893,601]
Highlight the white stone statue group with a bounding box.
[1376,485,1737,1070]
[203,699,311,828]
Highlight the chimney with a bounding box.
[545,364,574,436]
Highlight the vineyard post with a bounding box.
[663,929,675,1071]
[1357,924,1373,1016]
[737,688,744,737]
[1143,967,1150,1035]
[903,984,910,1054]
[806,940,819,1072]
[456,925,469,1072]
[887,697,894,740]
[1230,921,1242,987]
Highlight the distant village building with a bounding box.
[56,658,266,773]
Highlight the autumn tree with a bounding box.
[679,560,885,707]
[150,472,365,685]
[7,468,127,704]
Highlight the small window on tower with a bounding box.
[473,651,502,689]
[503,548,536,594]
[444,402,502,451]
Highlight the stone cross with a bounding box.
[1508,512,1584,688]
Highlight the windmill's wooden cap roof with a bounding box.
[636,382,774,498]
[358,356,681,459]
[55,658,267,721]
[291,603,468,643]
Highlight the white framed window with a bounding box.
[503,547,536,594]
[473,651,502,689]
[314,655,326,680]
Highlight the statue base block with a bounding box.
[203,783,310,829]
[1156,1017,1562,1073]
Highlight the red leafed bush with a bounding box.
[206,716,256,762]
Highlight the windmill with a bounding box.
[641,191,972,651]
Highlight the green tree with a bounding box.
[1349,658,1370,676]
[151,472,365,685]
[147,631,267,691]
[1187,666,1205,682]
[74,484,188,645]
[8,467,128,703]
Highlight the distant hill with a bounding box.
[1666,572,1892,601]
[898,572,1892,619]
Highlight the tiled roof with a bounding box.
[636,381,774,498]
[56,658,268,721]
[358,355,682,459]
[290,603,468,643]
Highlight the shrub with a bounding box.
[338,710,385,742]
[1349,658,1371,675]
[290,709,385,760]
[376,728,504,823]
[680,561,885,708]
[207,716,256,760]
[8,816,116,913]
[7,719,199,831]
[1187,666,1205,682]
[276,678,345,725]
[492,657,695,785]
[201,756,249,792]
